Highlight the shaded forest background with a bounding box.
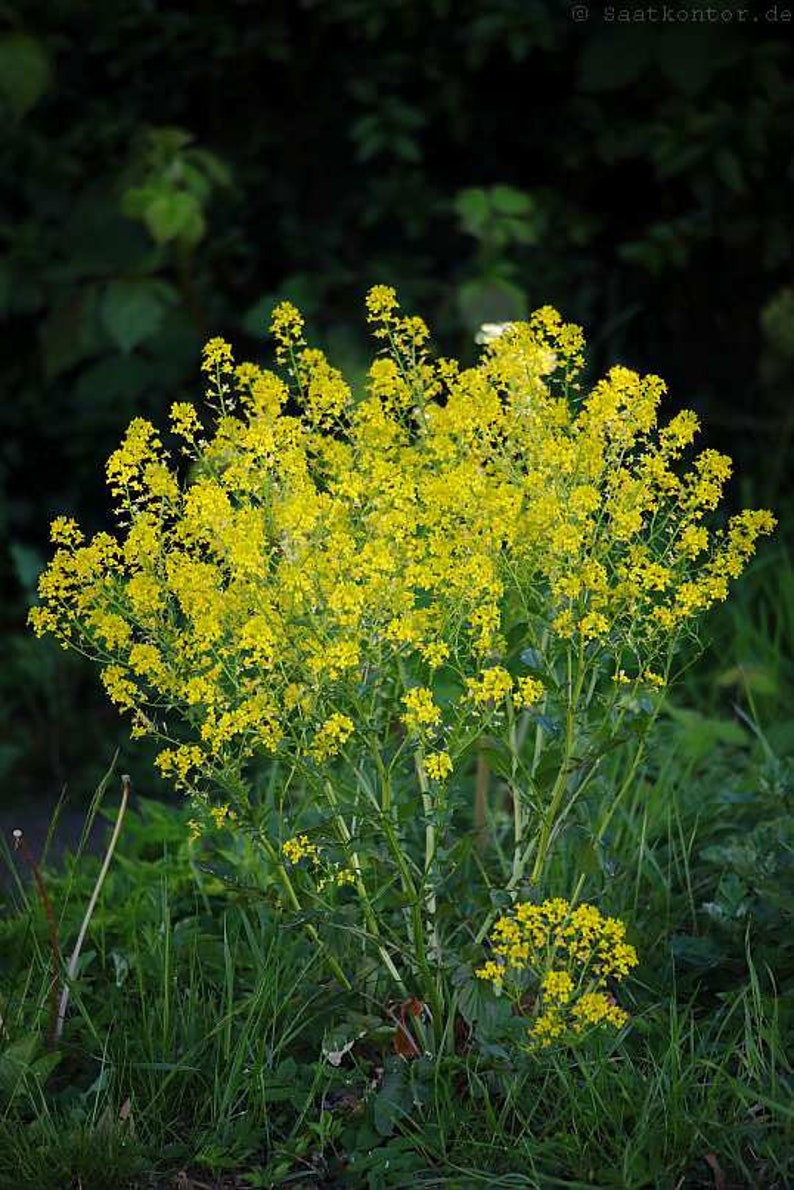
[1,0,793,802]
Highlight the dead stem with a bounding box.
[54,774,131,1045]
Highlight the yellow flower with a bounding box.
[50,517,84,547]
[201,337,234,376]
[402,687,441,733]
[475,960,505,989]
[424,751,453,781]
[170,401,203,445]
[479,899,638,1049]
[29,287,774,817]
[466,666,513,705]
[282,834,321,866]
[513,676,545,709]
[365,284,399,325]
[311,714,354,762]
[530,1009,567,1047]
[270,301,305,362]
[542,969,574,1004]
[210,803,236,829]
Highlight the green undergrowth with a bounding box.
[1,552,792,1189]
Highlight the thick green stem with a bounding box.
[529,645,586,884]
[415,755,440,964]
[507,703,523,886]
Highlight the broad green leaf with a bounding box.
[120,184,159,220]
[144,190,205,245]
[100,278,178,353]
[671,933,726,970]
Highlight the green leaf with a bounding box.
[100,278,178,353]
[715,149,745,195]
[654,27,735,97]
[455,968,513,1040]
[120,184,159,220]
[9,542,43,597]
[490,185,532,217]
[0,1035,39,1099]
[454,188,490,237]
[715,663,778,697]
[671,933,726,970]
[189,147,233,188]
[664,705,748,762]
[372,1059,410,1137]
[0,34,51,117]
[143,190,205,245]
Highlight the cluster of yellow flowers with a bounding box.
[29,288,774,822]
[476,898,638,1046]
[282,834,322,866]
[281,834,356,892]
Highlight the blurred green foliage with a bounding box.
[1,0,793,798]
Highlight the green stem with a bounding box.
[507,703,523,887]
[366,746,442,1044]
[571,728,652,906]
[323,780,406,992]
[474,646,583,946]
[415,754,440,964]
[260,832,352,993]
[529,644,586,885]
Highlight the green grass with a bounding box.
[1,551,793,1188]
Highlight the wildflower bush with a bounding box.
[29,287,774,1054]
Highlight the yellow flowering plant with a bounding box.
[475,898,638,1049]
[30,286,774,1051]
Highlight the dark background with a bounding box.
[1,0,792,804]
